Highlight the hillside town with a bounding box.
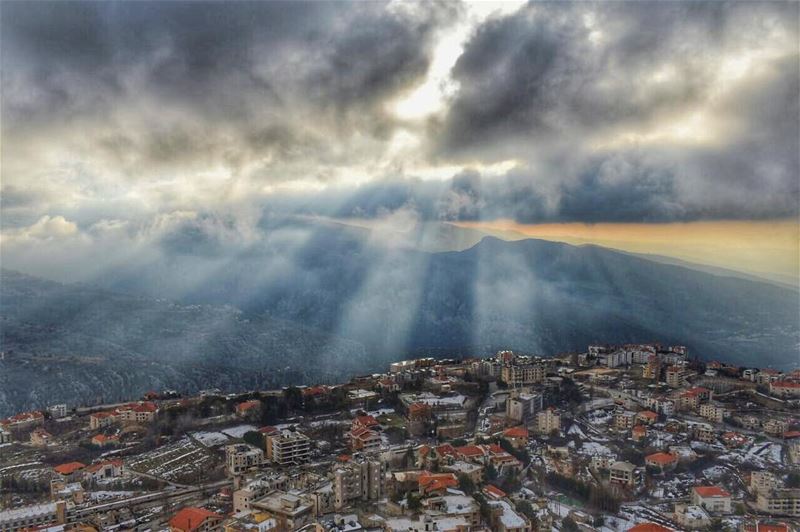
[1,344,799,532]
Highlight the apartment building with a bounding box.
[506,392,543,425]
[536,408,561,435]
[749,471,780,495]
[613,411,636,432]
[691,486,731,514]
[251,491,314,531]
[266,429,312,466]
[501,364,545,386]
[756,489,800,517]
[117,402,158,424]
[225,444,266,475]
[699,402,726,423]
[609,461,640,488]
[333,455,386,510]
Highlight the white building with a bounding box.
[506,392,542,425]
[225,443,266,475]
[691,486,732,514]
[267,429,312,466]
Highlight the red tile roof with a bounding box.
[418,472,458,494]
[54,461,86,475]
[645,452,677,465]
[236,400,260,412]
[772,381,800,388]
[455,445,485,458]
[355,415,379,428]
[483,484,507,499]
[693,485,730,498]
[168,507,221,532]
[627,524,673,532]
[742,523,790,532]
[503,426,529,438]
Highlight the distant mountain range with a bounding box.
[1,223,798,416]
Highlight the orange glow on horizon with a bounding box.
[453,219,800,285]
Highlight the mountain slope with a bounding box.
[84,226,800,368]
[0,270,367,416]
[2,233,797,415]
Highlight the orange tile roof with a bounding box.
[236,400,260,411]
[455,445,485,458]
[168,507,221,532]
[54,461,86,475]
[742,523,790,532]
[773,381,800,388]
[693,486,730,498]
[503,426,529,438]
[483,484,507,499]
[627,524,673,532]
[408,402,431,414]
[419,472,458,494]
[355,415,379,428]
[645,452,677,465]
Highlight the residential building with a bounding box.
[674,503,711,529]
[91,434,119,447]
[486,500,532,532]
[614,411,636,432]
[53,461,86,481]
[666,366,692,388]
[764,419,789,436]
[117,402,158,424]
[645,452,678,472]
[350,426,381,453]
[30,428,52,447]
[536,408,561,435]
[693,423,716,444]
[750,471,780,495]
[89,411,116,430]
[501,364,545,386]
[635,410,658,426]
[251,491,314,531]
[0,411,44,430]
[225,444,266,475]
[645,397,675,416]
[266,429,312,465]
[506,392,542,425]
[691,486,732,514]
[609,461,640,488]
[83,460,123,482]
[699,402,726,423]
[47,404,68,419]
[235,400,260,417]
[755,489,800,517]
[169,507,223,532]
[503,426,529,449]
[0,501,66,532]
[333,455,386,510]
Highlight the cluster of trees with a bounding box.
[545,472,620,513]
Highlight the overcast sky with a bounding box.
[1,1,798,279]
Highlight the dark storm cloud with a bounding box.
[439,1,796,155]
[429,0,800,222]
[1,0,797,230]
[2,0,454,161]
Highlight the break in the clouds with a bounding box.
[1,0,798,249]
